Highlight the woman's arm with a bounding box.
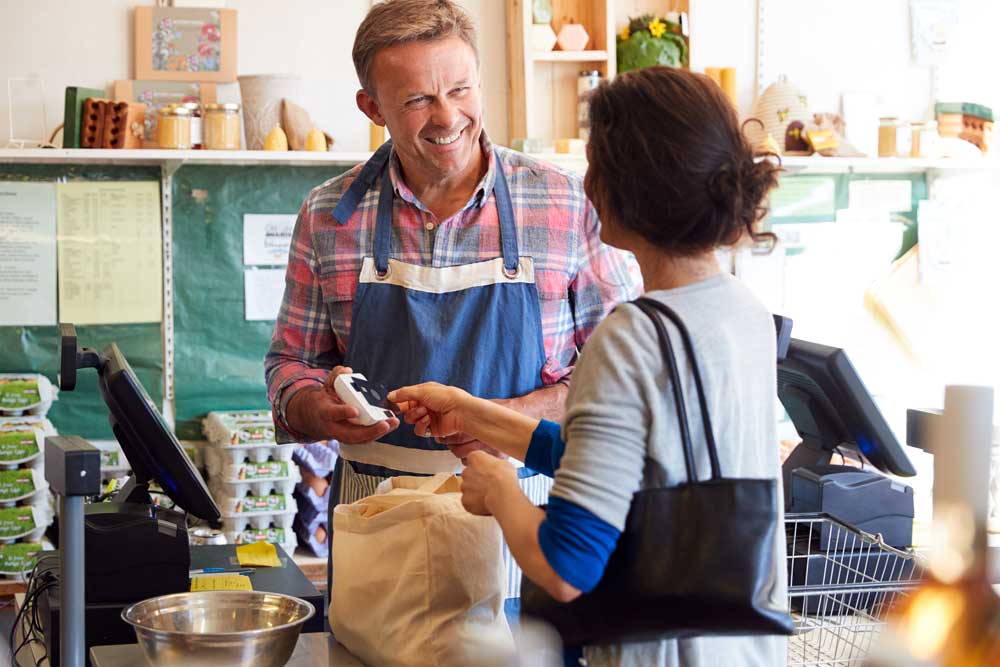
[389,384,540,461]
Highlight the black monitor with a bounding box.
[59,325,220,523]
[777,337,917,496]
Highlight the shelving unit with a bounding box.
[505,0,689,144]
[0,148,370,168]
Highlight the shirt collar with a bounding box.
[387,130,497,213]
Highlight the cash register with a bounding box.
[775,316,918,547]
[39,326,321,665]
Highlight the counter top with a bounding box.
[89,632,364,667]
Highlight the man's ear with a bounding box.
[357,89,385,126]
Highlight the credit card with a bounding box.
[349,378,399,413]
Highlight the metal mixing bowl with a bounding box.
[122,591,315,667]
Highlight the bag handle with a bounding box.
[632,298,722,482]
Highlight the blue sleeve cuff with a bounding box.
[524,419,565,478]
[538,496,621,593]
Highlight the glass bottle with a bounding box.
[865,385,1000,667]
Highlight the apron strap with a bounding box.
[491,149,521,275]
[331,140,394,225]
[371,146,521,275]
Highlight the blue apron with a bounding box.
[326,141,551,607]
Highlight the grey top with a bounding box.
[553,273,787,667]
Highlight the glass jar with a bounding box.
[878,117,911,158]
[157,105,192,149]
[911,120,939,158]
[203,102,241,150]
[180,102,203,149]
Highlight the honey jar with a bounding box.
[157,105,192,150]
[203,103,241,150]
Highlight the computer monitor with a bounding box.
[777,337,917,495]
[60,325,220,522]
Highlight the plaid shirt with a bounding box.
[265,133,641,438]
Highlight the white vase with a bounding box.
[237,74,308,150]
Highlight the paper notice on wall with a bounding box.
[243,214,296,266]
[56,182,163,325]
[848,180,913,213]
[769,176,837,220]
[0,182,57,326]
[244,268,286,321]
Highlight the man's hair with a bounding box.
[353,0,479,94]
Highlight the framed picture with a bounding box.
[134,6,237,82]
[114,80,218,148]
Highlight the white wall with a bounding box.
[2,0,995,150]
[0,0,506,152]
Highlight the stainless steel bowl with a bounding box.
[122,591,315,667]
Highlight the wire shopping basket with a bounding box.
[786,513,926,666]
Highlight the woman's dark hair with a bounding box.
[586,66,780,255]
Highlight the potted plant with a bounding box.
[616,14,688,73]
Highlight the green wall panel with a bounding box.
[0,164,163,438]
[170,164,351,439]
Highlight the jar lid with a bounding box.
[204,102,241,112]
[180,101,201,111]
[159,105,191,117]
[879,116,900,123]
[579,70,600,76]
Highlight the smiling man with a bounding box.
[265,0,639,606]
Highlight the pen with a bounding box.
[189,567,256,576]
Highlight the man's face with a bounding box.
[360,37,483,183]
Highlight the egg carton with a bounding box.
[293,512,328,558]
[0,374,57,417]
[293,480,330,527]
[293,441,338,478]
[226,525,292,546]
[0,416,57,437]
[220,509,297,533]
[203,410,275,446]
[0,469,49,506]
[0,539,54,580]
[0,424,45,469]
[204,443,297,479]
[211,476,298,498]
[0,505,52,544]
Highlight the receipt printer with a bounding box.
[788,465,914,548]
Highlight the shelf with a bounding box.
[779,155,1000,174]
[526,153,1000,176]
[532,50,609,62]
[0,148,372,168]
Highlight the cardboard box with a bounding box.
[114,80,217,148]
[134,6,237,82]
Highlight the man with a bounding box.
[265,0,639,603]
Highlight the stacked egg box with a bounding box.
[0,374,58,580]
[203,411,300,555]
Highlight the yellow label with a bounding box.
[236,541,281,567]
[190,574,253,591]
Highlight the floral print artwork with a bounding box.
[150,9,222,73]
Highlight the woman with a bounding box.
[389,66,786,667]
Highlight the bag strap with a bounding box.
[632,297,722,482]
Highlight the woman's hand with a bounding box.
[388,383,470,440]
[459,450,520,516]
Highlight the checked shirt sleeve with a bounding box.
[264,200,343,441]
[569,200,643,353]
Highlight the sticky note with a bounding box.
[190,574,253,591]
[236,541,281,567]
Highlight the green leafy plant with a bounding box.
[617,14,688,73]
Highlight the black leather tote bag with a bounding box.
[521,297,793,646]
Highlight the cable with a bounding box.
[10,555,59,667]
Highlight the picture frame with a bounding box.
[134,6,237,82]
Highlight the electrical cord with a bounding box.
[10,555,59,667]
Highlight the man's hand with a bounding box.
[285,366,400,443]
[459,450,520,516]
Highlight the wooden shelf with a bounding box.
[526,153,1000,176]
[0,148,372,168]
[532,49,609,62]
